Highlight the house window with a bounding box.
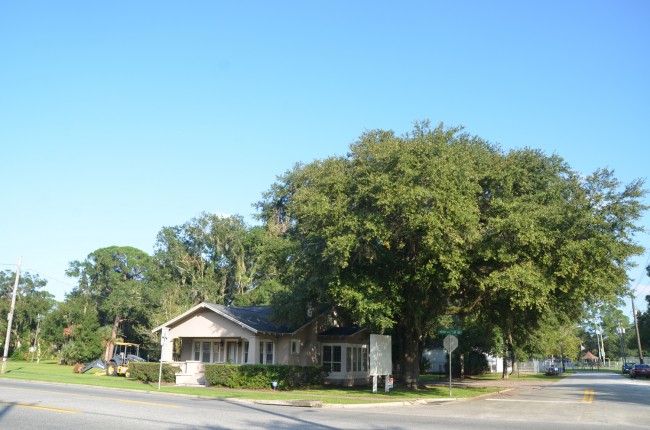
[194,340,215,363]
[226,341,238,364]
[322,345,342,372]
[346,345,368,372]
[194,342,201,361]
[202,341,212,363]
[259,341,274,364]
[243,341,249,364]
[290,339,300,355]
[213,342,222,362]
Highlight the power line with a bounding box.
[1,264,76,289]
[631,251,650,298]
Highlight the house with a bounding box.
[151,302,371,386]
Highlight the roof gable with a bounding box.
[152,302,298,334]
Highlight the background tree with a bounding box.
[154,214,251,307]
[153,214,286,316]
[0,270,55,359]
[40,297,104,364]
[66,246,156,360]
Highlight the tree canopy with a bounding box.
[258,121,647,386]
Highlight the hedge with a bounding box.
[129,362,180,383]
[204,364,326,390]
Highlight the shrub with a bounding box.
[464,351,489,375]
[129,362,180,383]
[59,339,103,364]
[204,364,326,390]
[10,344,30,360]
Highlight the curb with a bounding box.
[322,398,458,408]
[228,397,459,408]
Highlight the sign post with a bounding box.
[158,327,169,391]
[443,334,458,397]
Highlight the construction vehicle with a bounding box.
[106,342,145,377]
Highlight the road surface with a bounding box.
[0,372,648,429]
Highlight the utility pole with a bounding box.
[616,323,626,364]
[2,256,22,374]
[31,314,42,363]
[631,294,644,364]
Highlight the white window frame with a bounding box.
[192,339,219,364]
[322,344,343,373]
[192,340,222,363]
[259,340,275,364]
[243,341,249,364]
[346,345,368,373]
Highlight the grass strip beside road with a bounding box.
[1,361,500,404]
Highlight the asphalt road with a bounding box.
[0,372,648,429]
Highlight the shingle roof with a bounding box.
[152,301,312,335]
[203,303,297,334]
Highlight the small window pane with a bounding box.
[202,342,211,363]
[333,346,341,362]
[194,342,200,361]
[266,342,274,364]
[323,346,332,362]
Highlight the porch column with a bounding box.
[247,336,258,364]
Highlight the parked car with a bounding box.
[622,362,636,374]
[546,365,562,376]
[629,364,650,379]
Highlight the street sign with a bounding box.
[443,334,458,353]
[161,327,170,346]
[438,329,463,335]
[158,327,170,391]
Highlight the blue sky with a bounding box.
[1,1,649,317]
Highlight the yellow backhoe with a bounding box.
[106,342,145,377]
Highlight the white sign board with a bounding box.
[369,334,392,376]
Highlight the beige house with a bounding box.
[151,302,371,386]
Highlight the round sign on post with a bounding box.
[443,334,458,397]
[443,334,458,353]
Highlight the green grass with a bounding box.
[0,361,500,404]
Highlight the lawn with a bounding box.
[0,361,501,404]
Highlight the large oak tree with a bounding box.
[258,122,646,387]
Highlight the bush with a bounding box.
[204,364,326,390]
[59,339,103,364]
[463,351,490,375]
[129,362,180,383]
[10,344,29,360]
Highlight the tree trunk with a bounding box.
[501,339,509,380]
[104,315,120,361]
[401,327,421,389]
